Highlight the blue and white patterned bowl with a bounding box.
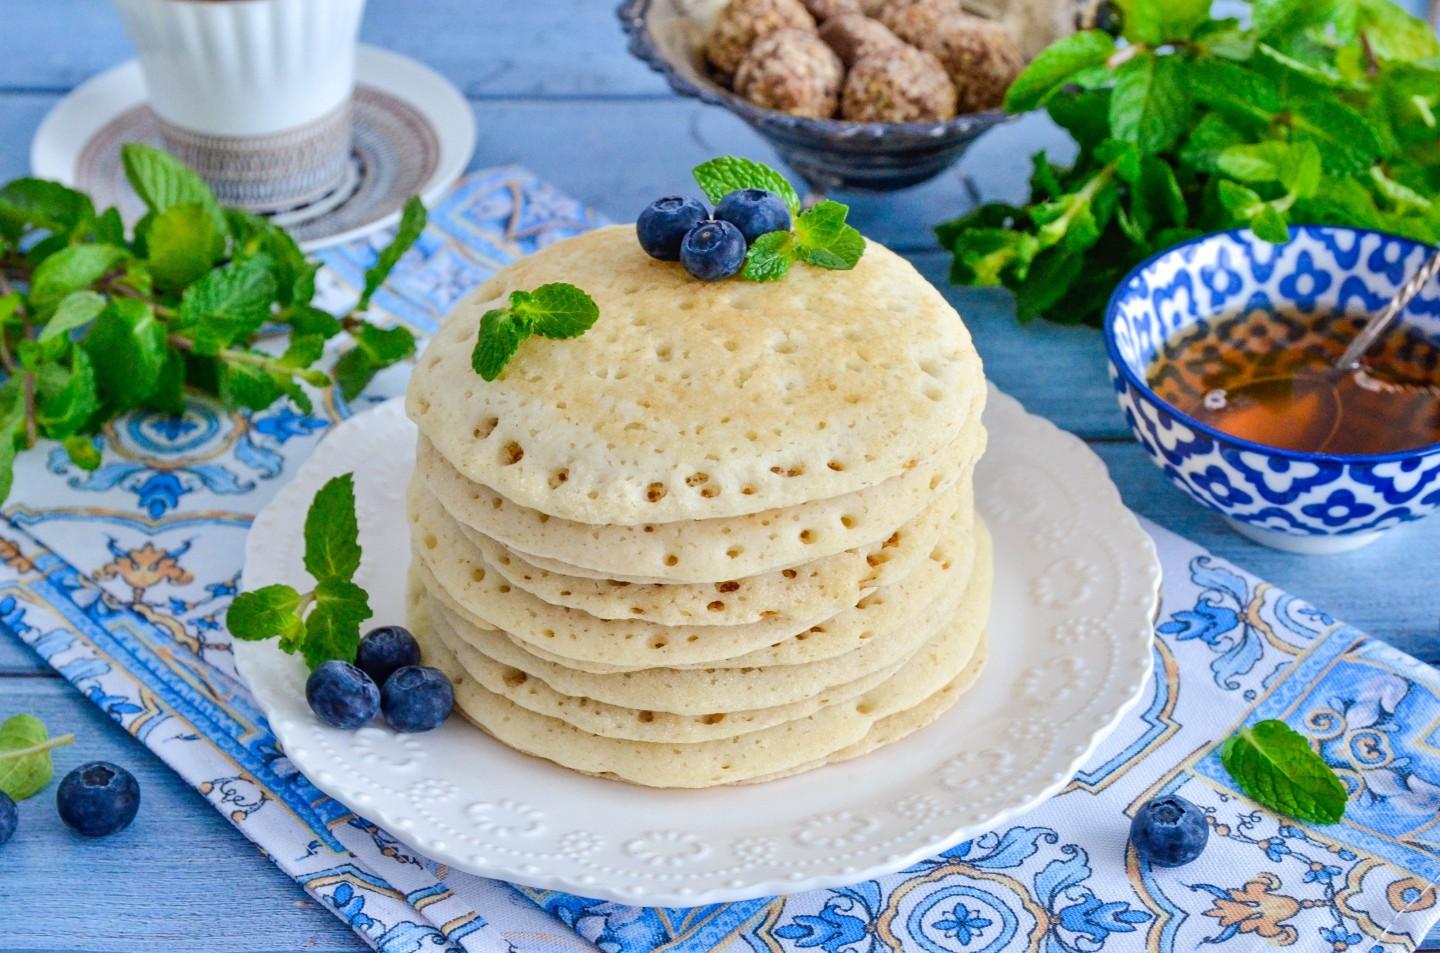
[1104,226,1440,554]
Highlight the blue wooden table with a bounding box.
[2,2,1438,949]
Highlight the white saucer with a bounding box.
[234,386,1161,906]
[31,46,475,250]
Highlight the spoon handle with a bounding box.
[1336,246,1440,370]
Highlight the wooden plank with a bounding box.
[0,677,367,952]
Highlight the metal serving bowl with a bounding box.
[618,0,1093,194]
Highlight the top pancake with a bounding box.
[407,225,984,524]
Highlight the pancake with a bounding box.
[416,422,984,584]
[407,225,985,524]
[418,538,991,786]
[444,476,971,626]
[411,494,977,670]
[410,520,992,715]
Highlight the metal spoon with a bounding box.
[1335,246,1440,371]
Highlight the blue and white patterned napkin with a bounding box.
[4,167,1440,953]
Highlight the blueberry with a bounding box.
[714,189,791,244]
[0,790,15,848]
[637,196,709,261]
[306,660,381,730]
[1130,795,1209,867]
[56,761,140,837]
[680,220,747,281]
[356,625,422,686]
[382,665,455,733]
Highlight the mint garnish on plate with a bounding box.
[692,156,866,282]
[471,282,600,381]
[0,714,74,801]
[1220,719,1347,824]
[228,473,373,669]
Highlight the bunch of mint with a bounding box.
[937,0,1440,328]
[0,144,426,501]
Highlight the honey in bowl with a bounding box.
[1146,308,1440,456]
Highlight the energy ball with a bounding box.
[877,0,959,39]
[922,14,1024,112]
[842,44,957,121]
[800,0,863,20]
[818,13,905,67]
[706,0,817,81]
[734,27,844,118]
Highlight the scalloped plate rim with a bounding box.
[234,384,1160,906]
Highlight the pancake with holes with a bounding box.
[403,222,992,787]
[414,524,992,786]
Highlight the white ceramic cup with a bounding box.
[111,0,367,212]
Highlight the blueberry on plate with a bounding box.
[0,790,15,847]
[382,665,455,733]
[714,189,791,244]
[637,196,709,261]
[1130,795,1209,867]
[680,220,748,281]
[306,660,381,730]
[356,625,422,686]
[56,761,140,837]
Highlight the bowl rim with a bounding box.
[1102,223,1440,467]
[615,0,1012,142]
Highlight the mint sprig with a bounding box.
[1220,719,1347,824]
[0,143,427,501]
[693,158,866,282]
[471,283,599,381]
[0,713,75,801]
[227,473,373,669]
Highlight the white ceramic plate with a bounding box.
[30,46,475,250]
[235,386,1160,906]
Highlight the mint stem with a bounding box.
[0,732,75,760]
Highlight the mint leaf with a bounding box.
[217,358,281,411]
[280,333,326,370]
[693,157,801,213]
[288,305,344,340]
[358,196,426,311]
[227,584,305,650]
[29,244,127,315]
[472,307,533,382]
[1110,54,1191,155]
[0,713,74,802]
[82,298,167,412]
[793,201,865,270]
[304,473,361,583]
[63,434,101,471]
[1250,204,1291,242]
[1288,98,1385,176]
[37,348,97,438]
[1114,0,1210,43]
[950,228,1040,286]
[39,290,106,343]
[303,579,371,668]
[121,143,222,221]
[334,323,417,401]
[1221,719,1347,823]
[142,203,226,290]
[0,178,94,236]
[743,231,796,281]
[178,255,279,355]
[1005,30,1116,112]
[511,283,600,339]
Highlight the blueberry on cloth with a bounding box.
[680,220,748,281]
[306,660,381,730]
[714,189,791,244]
[637,197,710,261]
[382,665,455,733]
[0,790,15,847]
[56,761,140,837]
[1130,795,1209,867]
[356,625,422,686]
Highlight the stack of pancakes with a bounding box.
[404,226,991,788]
